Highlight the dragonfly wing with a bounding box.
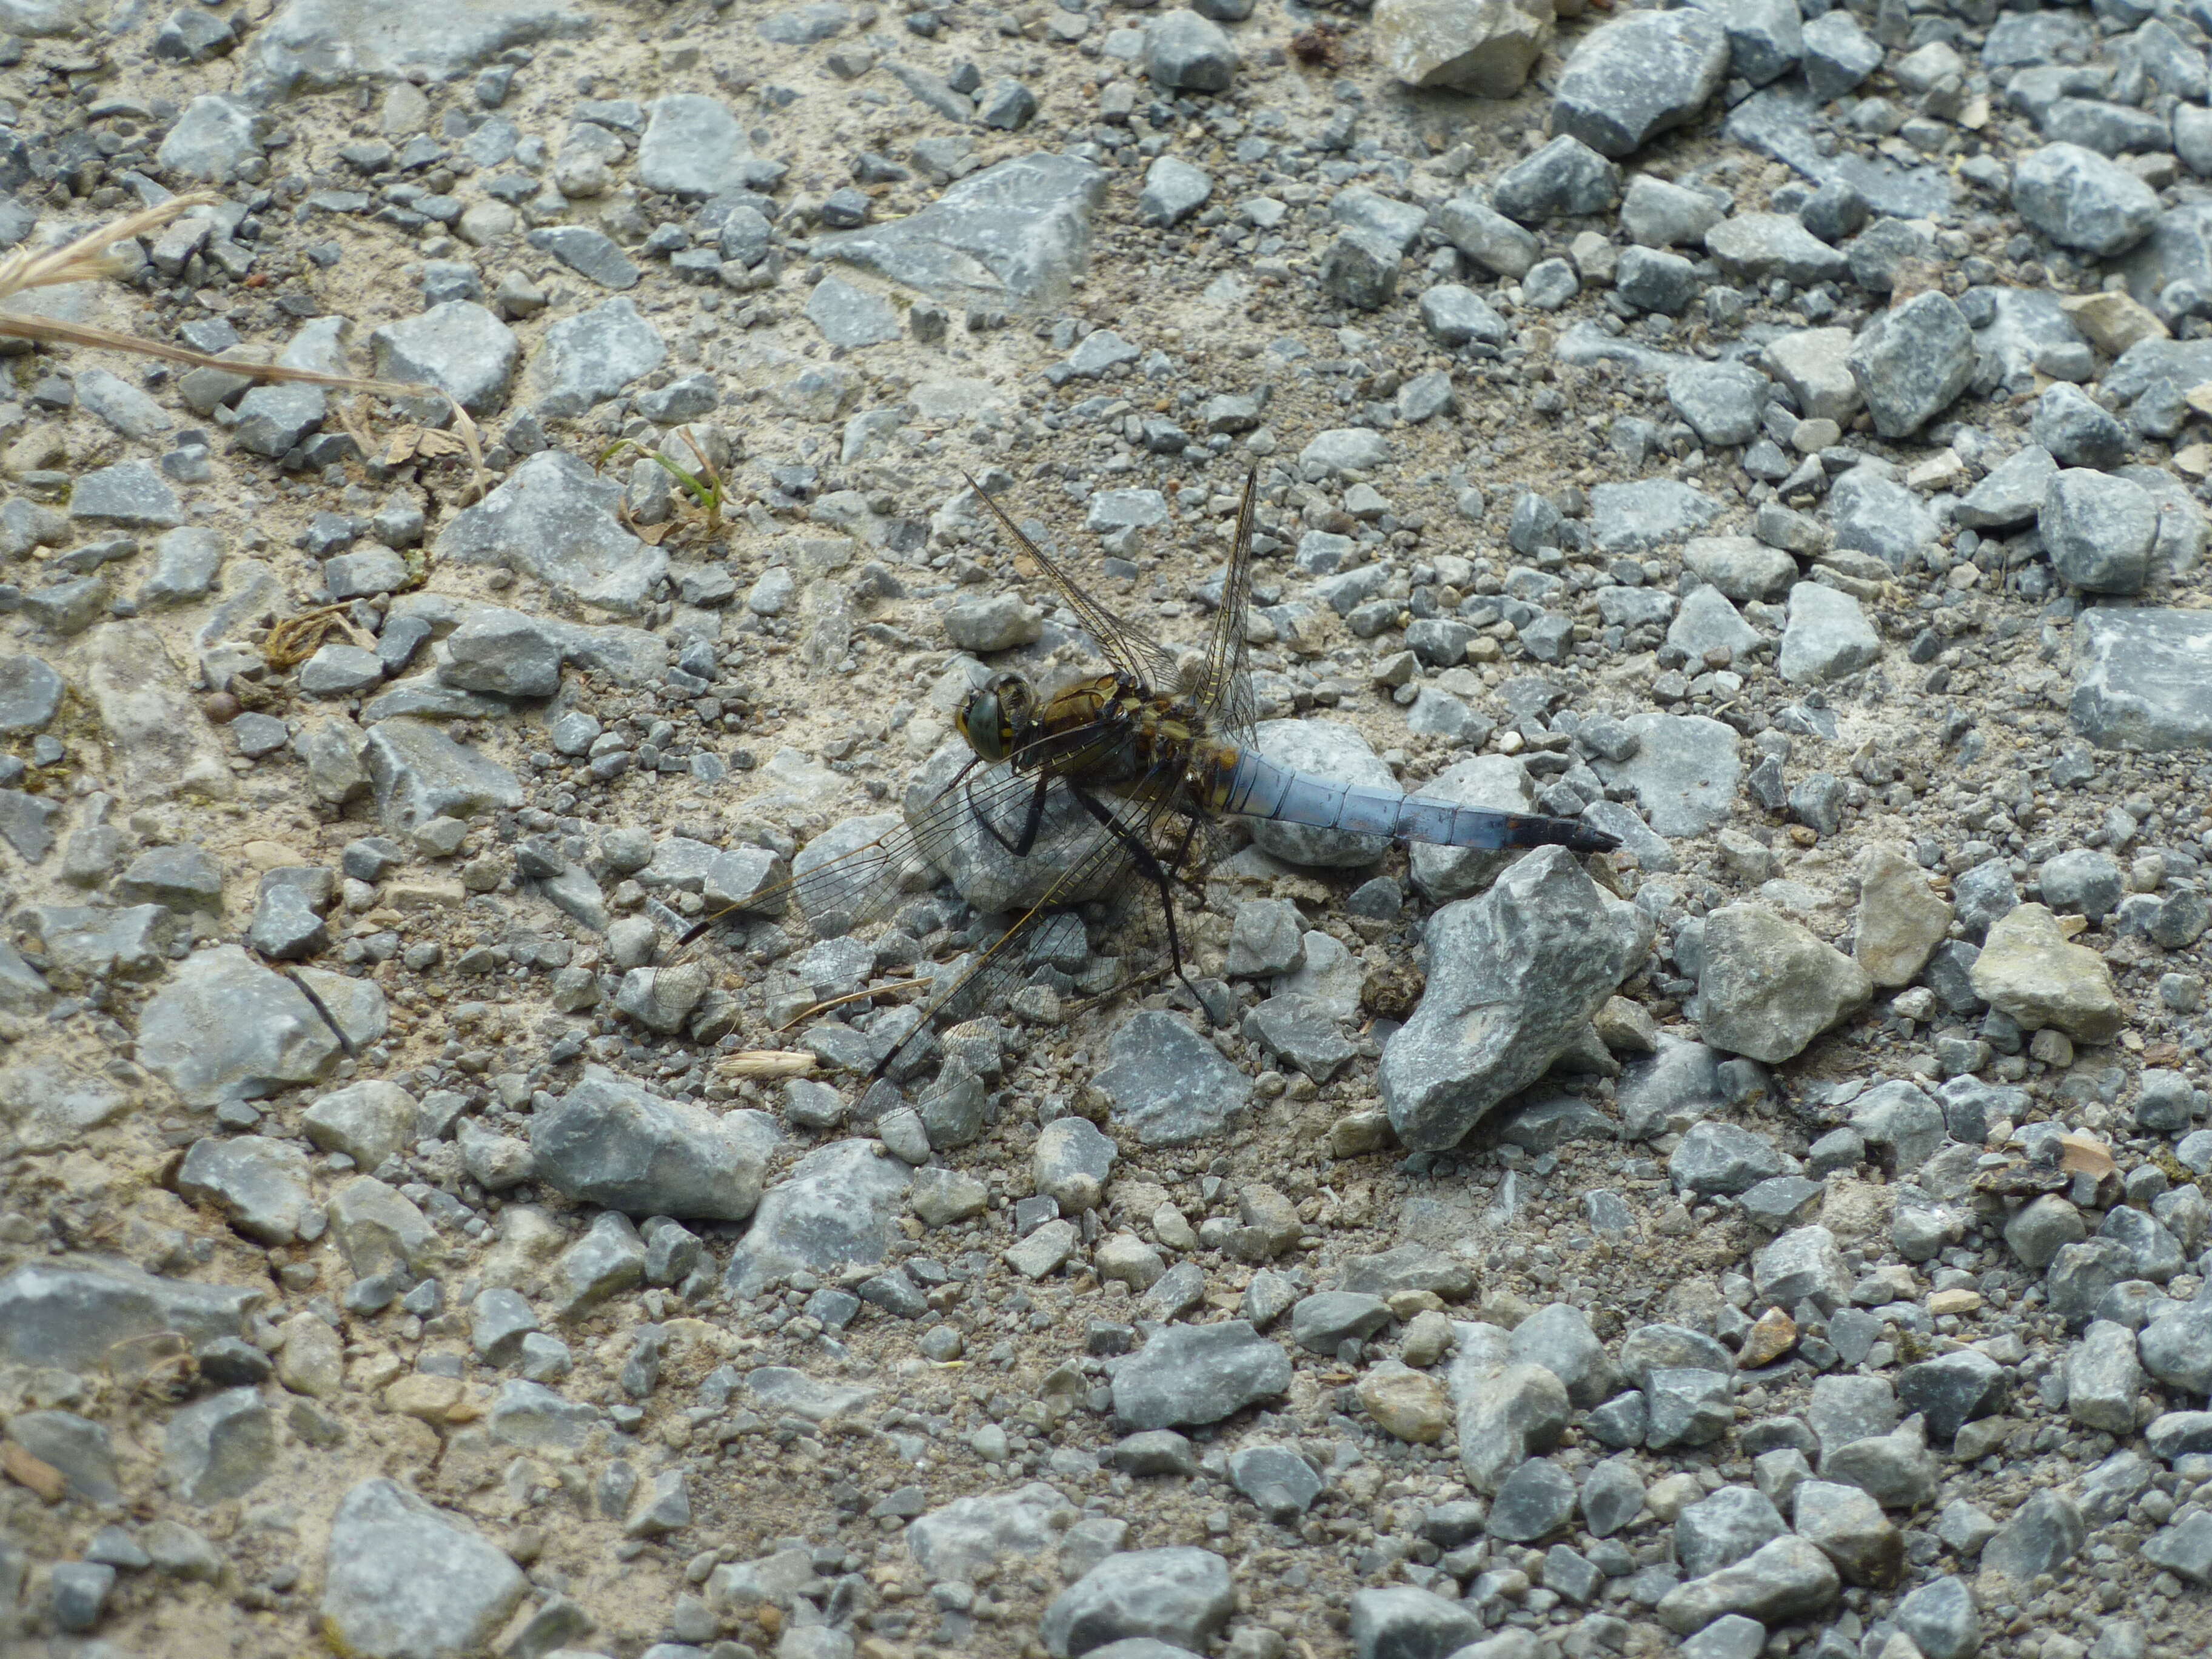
[871,806,1134,1076]
[685,762,1078,948]
[899,737,1126,915]
[1193,466,1261,745]
[871,763,1201,1078]
[965,472,1182,693]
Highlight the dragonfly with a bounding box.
[683,468,1618,1083]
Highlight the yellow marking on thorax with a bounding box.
[1193,740,1244,810]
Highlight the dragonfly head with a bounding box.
[955,671,1036,765]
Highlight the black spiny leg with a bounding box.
[1070,785,1215,1026]
[973,769,1053,859]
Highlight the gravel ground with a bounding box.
[0,1,2210,1658]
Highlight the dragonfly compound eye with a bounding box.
[954,685,1003,761]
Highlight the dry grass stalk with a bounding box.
[0,193,489,499]
[261,603,377,671]
[713,1050,819,1081]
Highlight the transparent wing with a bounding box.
[967,472,1181,694]
[871,766,1195,1076]
[674,760,1061,950]
[1192,465,1261,746]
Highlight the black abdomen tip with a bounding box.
[1510,814,1621,853]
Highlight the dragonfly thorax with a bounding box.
[954,671,1038,764]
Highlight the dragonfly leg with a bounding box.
[971,770,1052,858]
[1068,784,1218,1028]
[1163,806,1207,896]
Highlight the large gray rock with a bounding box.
[163,1387,273,1503]
[1956,444,2056,529]
[2013,143,2159,256]
[0,1056,121,1153]
[155,93,260,182]
[0,654,62,732]
[1969,905,2123,1042]
[2040,469,2157,595]
[1096,1009,1252,1146]
[817,152,1107,306]
[1827,466,1936,571]
[1686,0,1801,86]
[1706,213,1850,286]
[301,1081,417,1171]
[83,620,233,802]
[1657,1535,1842,1634]
[2070,608,2212,750]
[531,1066,765,1222]
[636,93,753,197]
[1667,360,1771,446]
[434,449,665,614]
[1972,288,2093,398]
[1138,155,1212,227]
[1041,1546,1234,1658]
[1448,1325,1571,1492]
[1847,290,1974,438]
[1143,8,1236,92]
[1374,0,1552,96]
[1667,585,1759,663]
[1551,8,1729,158]
[1762,326,1862,425]
[0,1258,261,1370]
[318,1478,529,1659]
[524,293,664,414]
[1854,845,1952,988]
[1492,135,1623,221]
[723,1139,911,1298]
[1694,902,1872,1064]
[361,716,523,833]
[1590,479,1723,554]
[1780,582,1880,685]
[254,0,589,91]
[906,1482,1079,1581]
[1111,1322,1290,1430]
[138,946,379,1105]
[1381,848,1653,1151]
[177,1135,315,1245]
[1588,712,1740,836]
[368,300,519,417]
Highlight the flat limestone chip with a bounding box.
[1110,1321,1291,1430]
[2071,608,2212,750]
[815,152,1107,305]
[432,449,665,614]
[905,1482,1079,1581]
[255,0,592,93]
[1373,0,1552,97]
[0,1257,262,1370]
[1854,845,1954,988]
[1094,1009,1252,1146]
[722,1139,912,1298]
[82,622,232,801]
[530,1065,765,1222]
[137,945,370,1105]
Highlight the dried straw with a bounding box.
[0,193,489,498]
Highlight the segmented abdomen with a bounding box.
[1208,749,1613,852]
